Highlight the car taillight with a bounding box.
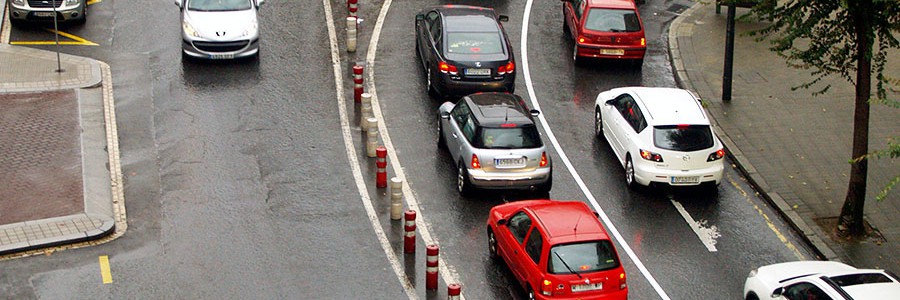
[619,273,627,290]
[640,37,646,46]
[578,36,586,43]
[439,61,458,75]
[498,61,515,75]
[640,149,663,162]
[471,154,481,169]
[542,279,553,296]
[707,148,725,161]
[540,152,548,167]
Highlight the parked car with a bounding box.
[438,93,551,196]
[593,87,724,189]
[176,0,264,60]
[744,260,900,300]
[561,0,646,66]
[7,0,87,25]
[415,5,516,97]
[487,200,628,300]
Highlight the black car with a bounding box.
[415,6,516,98]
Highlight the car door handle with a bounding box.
[452,133,458,139]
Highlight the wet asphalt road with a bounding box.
[2,0,816,299]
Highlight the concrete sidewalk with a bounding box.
[0,43,126,259]
[670,3,899,271]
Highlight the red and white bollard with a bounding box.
[346,17,357,53]
[404,210,416,254]
[353,64,364,102]
[390,177,403,220]
[347,0,358,17]
[447,284,461,300]
[376,146,387,188]
[426,244,440,290]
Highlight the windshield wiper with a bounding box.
[553,251,583,279]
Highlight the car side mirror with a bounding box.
[416,14,424,21]
[498,15,509,22]
[770,287,784,298]
[256,0,265,7]
[593,212,600,218]
[530,109,540,117]
[497,219,507,226]
[174,0,183,8]
[605,99,616,106]
[441,111,451,119]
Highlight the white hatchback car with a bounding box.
[594,87,724,189]
[744,261,900,300]
[176,0,264,60]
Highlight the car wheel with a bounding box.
[745,293,759,300]
[625,156,638,189]
[632,58,644,68]
[536,172,552,196]
[437,120,447,150]
[573,43,582,66]
[594,108,604,138]
[526,286,536,300]
[487,228,499,260]
[426,67,438,97]
[457,162,475,196]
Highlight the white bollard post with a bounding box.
[360,92,372,131]
[390,177,403,220]
[366,117,378,158]
[346,17,357,53]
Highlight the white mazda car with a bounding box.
[744,261,900,300]
[594,87,724,189]
[176,0,264,60]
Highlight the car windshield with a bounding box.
[548,241,619,274]
[477,125,542,149]
[188,0,252,12]
[446,32,504,54]
[653,125,714,152]
[584,8,641,32]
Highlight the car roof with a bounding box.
[464,93,534,127]
[588,0,638,10]
[433,6,500,33]
[527,201,609,242]
[627,87,709,126]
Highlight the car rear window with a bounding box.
[548,241,619,275]
[585,8,641,32]
[446,32,504,54]
[653,125,714,152]
[829,273,895,287]
[477,125,542,149]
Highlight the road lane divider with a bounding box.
[322,0,416,298]
[670,198,721,252]
[521,0,670,299]
[98,255,112,284]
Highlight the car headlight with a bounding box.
[748,269,758,278]
[182,21,201,38]
[11,0,25,6]
[65,0,79,6]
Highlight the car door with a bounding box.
[521,225,545,292]
[446,102,471,162]
[418,10,440,70]
[606,94,631,163]
[563,0,584,39]
[500,211,533,284]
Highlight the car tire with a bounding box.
[594,108,604,139]
[426,67,438,97]
[625,155,638,190]
[457,162,475,197]
[75,6,87,25]
[572,43,583,66]
[437,120,447,150]
[526,286,536,300]
[487,228,499,261]
[536,172,552,196]
[745,293,759,300]
[632,58,644,68]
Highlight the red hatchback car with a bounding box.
[487,200,628,299]
[562,0,646,66]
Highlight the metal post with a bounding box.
[52,1,62,72]
[722,3,736,101]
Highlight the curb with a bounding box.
[0,214,115,256]
[667,2,838,262]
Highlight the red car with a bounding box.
[562,0,646,66]
[487,200,628,299]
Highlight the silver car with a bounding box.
[7,0,86,25]
[176,0,264,60]
[438,93,552,196]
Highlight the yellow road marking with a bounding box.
[729,178,806,260]
[10,29,98,46]
[99,255,113,284]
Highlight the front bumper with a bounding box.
[633,160,724,187]
[8,1,85,23]
[467,167,551,190]
[182,38,260,60]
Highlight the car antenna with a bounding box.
[574,214,582,234]
[504,107,509,123]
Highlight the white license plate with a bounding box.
[209,53,235,59]
[671,176,700,184]
[572,282,603,292]
[465,68,491,76]
[34,12,56,17]
[600,49,625,56]
[495,157,526,168]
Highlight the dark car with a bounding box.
[415,5,517,98]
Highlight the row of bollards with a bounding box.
[345,3,460,297]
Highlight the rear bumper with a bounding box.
[633,160,724,187]
[535,288,628,299]
[467,167,551,190]
[576,43,645,60]
[437,74,515,97]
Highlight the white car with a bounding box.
[593,87,724,189]
[176,0,264,60]
[743,261,900,300]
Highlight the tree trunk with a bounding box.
[837,0,872,238]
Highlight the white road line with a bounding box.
[364,1,466,298]
[521,1,671,299]
[322,0,416,298]
[670,199,720,252]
